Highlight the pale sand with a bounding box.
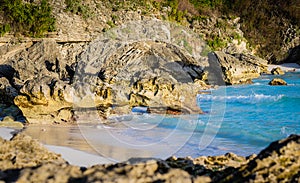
[45,145,114,166]
[268,63,300,72]
[0,127,18,140]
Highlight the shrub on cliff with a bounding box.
[0,0,55,37]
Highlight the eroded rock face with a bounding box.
[75,41,206,117]
[1,40,82,124]
[214,51,268,85]
[0,77,17,104]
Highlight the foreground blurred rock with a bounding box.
[0,134,299,182]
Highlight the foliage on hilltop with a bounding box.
[0,0,299,62]
[0,0,55,37]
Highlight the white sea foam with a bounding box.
[198,94,284,104]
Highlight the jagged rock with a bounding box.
[2,40,78,124]
[213,51,268,85]
[0,134,66,171]
[76,40,205,117]
[73,20,210,118]
[268,78,287,85]
[271,67,285,75]
[219,135,300,183]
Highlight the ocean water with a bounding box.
[72,72,300,162]
[177,72,300,157]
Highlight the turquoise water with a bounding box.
[176,72,300,157]
[76,72,300,161]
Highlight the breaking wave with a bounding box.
[198,94,284,104]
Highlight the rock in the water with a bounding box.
[213,51,268,85]
[268,78,287,85]
[271,67,285,75]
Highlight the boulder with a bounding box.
[271,67,285,75]
[268,78,287,85]
[213,51,268,85]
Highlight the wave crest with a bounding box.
[198,94,284,104]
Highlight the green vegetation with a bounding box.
[65,0,91,19]
[0,24,10,36]
[207,35,227,50]
[0,0,55,37]
[164,0,186,23]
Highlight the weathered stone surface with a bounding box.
[73,20,210,118]
[0,134,66,171]
[219,134,300,183]
[268,78,287,85]
[214,51,268,85]
[271,67,285,75]
[1,40,81,124]
[75,40,206,117]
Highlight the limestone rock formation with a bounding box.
[268,78,287,86]
[213,51,268,85]
[271,67,285,75]
[72,20,211,119]
[75,40,206,117]
[0,40,85,124]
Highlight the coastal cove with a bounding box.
[16,70,300,165]
[1,0,300,182]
